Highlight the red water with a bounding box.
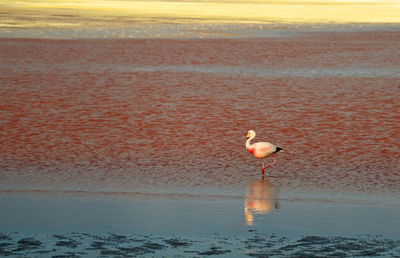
[1,32,399,194]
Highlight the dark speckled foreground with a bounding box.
[1,232,399,257]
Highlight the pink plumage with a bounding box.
[246,130,283,174]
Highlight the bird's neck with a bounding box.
[246,137,253,149]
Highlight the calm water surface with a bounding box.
[0,32,400,237]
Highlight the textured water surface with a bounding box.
[1,32,400,250]
[1,32,399,196]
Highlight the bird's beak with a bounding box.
[246,133,250,139]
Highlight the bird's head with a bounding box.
[246,130,256,139]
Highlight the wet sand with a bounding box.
[1,231,400,257]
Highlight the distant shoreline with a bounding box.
[1,22,400,39]
[2,0,400,27]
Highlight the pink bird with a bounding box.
[246,130,283,174]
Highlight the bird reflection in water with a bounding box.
[244,176,279,226]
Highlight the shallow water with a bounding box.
[1,32,399,195]
[1,31,400,251]
[1,180,400,238]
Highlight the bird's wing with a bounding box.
[254,142,276,155]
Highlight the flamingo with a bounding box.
[246,130,283,174]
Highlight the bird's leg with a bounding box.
[262,159,265,175]
[262,157,277,174]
